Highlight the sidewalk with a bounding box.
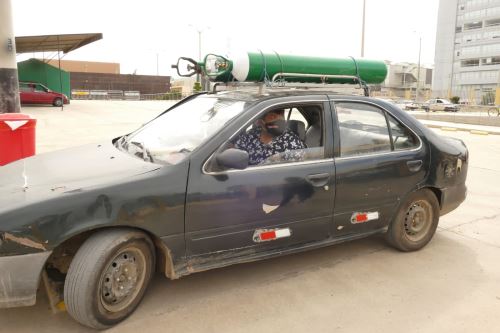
[419,119,500,135]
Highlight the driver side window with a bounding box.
[208,103,326,172]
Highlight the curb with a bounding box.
[423,123,498,136]
[470,130,489,135]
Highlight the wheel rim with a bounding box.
[404,200,433,242]
[55,99,62,106]
[99,247,147,313]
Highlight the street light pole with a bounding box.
[197,30,202,83]
[361,0,366,57]
[0,0,20,113]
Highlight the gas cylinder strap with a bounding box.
[258,49,272,85]
[349,56,370,96]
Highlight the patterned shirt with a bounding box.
[233,127,306,165]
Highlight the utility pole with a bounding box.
[0,0,20,113]
[361,0,366,57]
[197,30,202,84]
[416,36,422,101]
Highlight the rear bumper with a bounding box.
[440,183,467,216]
[0,251,51,308]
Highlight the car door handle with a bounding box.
[407,160,423,172]
[306,173,330,187]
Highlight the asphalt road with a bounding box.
[1,101,500,333]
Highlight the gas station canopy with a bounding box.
[15,33,102,54]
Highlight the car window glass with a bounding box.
[125,95,248,165]
[387,114,419,150]
[209,104,325,172]
[19,84,32,92]
[286,107,309,127]
[336,102,391,157]
[35,85,46,92]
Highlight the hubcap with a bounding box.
[100,248,146,312]
[404,200,433,242]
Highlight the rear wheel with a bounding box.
[488,107,499,117]
[64,229,155,329]
[386,189,440,252]
[53,97,63,107]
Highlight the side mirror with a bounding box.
[216,148,249,170]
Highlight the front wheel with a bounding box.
[386,189,440,252]
[53,97,63,107]
[488,107,499,117]
[64,229,155,329]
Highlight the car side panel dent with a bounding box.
[0,161,190,259]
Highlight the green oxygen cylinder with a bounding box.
[229,51,387,84]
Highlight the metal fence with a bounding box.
[71,90,183,101]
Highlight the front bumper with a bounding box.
[0,251,52,308]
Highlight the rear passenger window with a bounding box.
[336,102,391,157]
[387,114,419,150]
[336,102,419,157]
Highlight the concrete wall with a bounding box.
[70,72,171,94]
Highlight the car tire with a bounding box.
[385,189,439,252]
[488,107,499,116]
[53,98,63,107]
[64,229,155,330]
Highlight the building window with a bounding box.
[464,21,483,30]
[485,18,500,27]
[462,45,481,56]
[482,57,500,65]
[461,59,480,67]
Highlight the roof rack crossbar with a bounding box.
[270,72,370,96]
[211,73,372,97]
[271,72,360,83]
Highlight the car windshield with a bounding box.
[116,94,247,165]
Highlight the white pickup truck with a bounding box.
[422,98,460,112]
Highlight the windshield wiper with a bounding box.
[129,141,154,162]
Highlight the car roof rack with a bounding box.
[211,72,371,97]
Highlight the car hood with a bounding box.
[0,142,160,205]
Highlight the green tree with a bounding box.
[193,81,202,92]
[481,92,495,105]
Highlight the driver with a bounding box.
[233,109,305,165]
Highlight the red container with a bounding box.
[0,113,37,166]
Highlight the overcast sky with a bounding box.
[12,0,439,77]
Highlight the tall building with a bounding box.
[434,0,500,103]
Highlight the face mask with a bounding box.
[265,119,287,136]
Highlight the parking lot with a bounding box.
[1,100,500,333]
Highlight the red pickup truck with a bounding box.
[19,82,69,107]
